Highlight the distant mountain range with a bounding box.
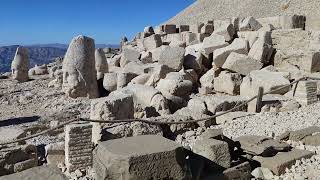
[0,43,119,73]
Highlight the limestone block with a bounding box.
[62,35,98,99]
[214,71,242,95]
[213,22,235,42]
[184,47,203,73]
[158,46,185,71]
[179,25,190,32]
[240,70,291,97]
[193,138,231,169]
[280,15,306,29]
[248,39,274,64]
[239,16,263,31]
[140,51,152,64]
[103,72,118,92]
[293,80,318,105]
[212,38,249,68]
[116,72,137,89]
[93,135,188,180]
[222,52,263,75]
[45,142,65,166]
[142,34,162,51]
[161,24,177,34]
[200,68,221,89]
[143,26,155,38]
[200,23,214,34]
[190,23,204,33]
[201,34,229,58]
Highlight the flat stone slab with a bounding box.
[235,135,290,156]
[93,135,187,180]
[0,165,68,180]
[253,149,314,175]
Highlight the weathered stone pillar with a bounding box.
[11,47,29,82]
[62,35,98,99]
[65,123,93,173]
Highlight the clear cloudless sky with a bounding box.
[0,0,194,46]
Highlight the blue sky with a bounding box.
[0,0,194,46]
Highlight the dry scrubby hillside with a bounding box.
[167,0,320,25]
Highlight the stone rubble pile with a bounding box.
[2,13,320,180]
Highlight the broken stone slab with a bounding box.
[222,52,263,75]
[11,47,29,82]
[239,16,263,31]
[156,78,193,98]
[248,39,274,64]
[174,107,214,128]
[251,167,274,180]
[0,165,68,180]
[302,134,320,146]
[28,64,48,76]
[184,46,203,73]
[62,35,98,99]
[0,127,26,143]
[193,138,231,169]
[213,22,235,42]
[215,111,254,124]
[158,46,185,71]
[235,135,291,157]
[253,149,314,175]
[212,38,249,68]
[214,71,242,95]
[144,64,172,87]
[116,72,137,89]
[93,135,188,180]
[201,34,228,58]
[240,70,291,98]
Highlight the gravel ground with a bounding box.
[166,0,320,25]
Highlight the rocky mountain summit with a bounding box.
[1,1,320,180]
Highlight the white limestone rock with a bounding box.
[222,52,263,75]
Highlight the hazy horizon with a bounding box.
[0,0,193,46]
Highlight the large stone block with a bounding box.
[239,16,263,31]
[161,24,177,34]
[142,34,162,51]
[158,46,185,71]
[240,70,290,97]
[213,22,235,42]
[201,34,229,58]
[119,48,140,68]
[248,39,274,64]
[200,68,221,89]
[293,80,318,105]
[212,38,249,68]
[93,135,188,180]
[253,149,314,175]
[193,138,231,169]
[214,71,242,95]
[222,52,263,75]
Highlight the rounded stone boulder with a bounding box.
[95,48,108,80]
[62,35,98,99]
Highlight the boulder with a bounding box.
[212,38,249,68]
[95,48,108,80]
[93,135,188,180]
[253,149,314,175]
[213,22,235,42]
[145,64,172,87]
[62,35,98,99]
[161,24,177,34]
[184,47,203,73]
[222,52,263,75]
[239,16,263,31]
[28,64,48,76]
[201,34,228,58]
[140,51,153,64]
[11,47,29,82]
[214,71,242,95]
[116,72,137,89]
[240,70,291,97]
[158,46,185,71]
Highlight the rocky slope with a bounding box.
[166,0,320,25]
